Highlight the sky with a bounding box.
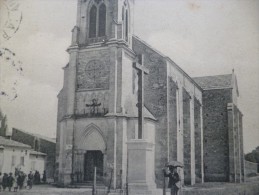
[0,0,258,153]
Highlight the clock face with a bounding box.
[77,59,110,90]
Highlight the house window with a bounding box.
[12,155,16,166]
[31,161,36,171]
[20,156,25,166]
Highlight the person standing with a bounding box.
[164,166,181,195]
[13,173,18,192]
[23,174,28,189]
[42,170,47,183]
[0,172,2,192]
[17,173,24,190]
[7,173,14,192]
[27,171,33,189]
[2,173,8,191]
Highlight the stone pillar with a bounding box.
[183,89,191,185]
[194,99,203,183]
[66,47,78,116]
[200,105,204,183]
[236,111,241,182]
[168,78,178,161]
[127,140,156,195]
[239,112,245,182]
[190,95,196,185]
[60,118,75,185]
[227,103,236,182]
[176,87,184,183]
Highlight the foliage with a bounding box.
[245,147,259,163]
[0,110,8,137]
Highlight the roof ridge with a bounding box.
[193,74,232,79]
[0,136,31,148]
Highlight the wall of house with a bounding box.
[0,147,30,174]
[29,154,46,175]
[12,128,56,179]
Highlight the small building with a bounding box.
[11,128,56,180]
[0,136,46,175]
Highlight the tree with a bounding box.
[245,146,259,163]
[0,110,8,137]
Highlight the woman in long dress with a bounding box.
[13,174,18,192]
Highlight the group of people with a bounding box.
[0,170,46,192]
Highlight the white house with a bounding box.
[0,136,46,175]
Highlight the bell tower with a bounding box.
[56,0,139,187]
[72,0,134,47]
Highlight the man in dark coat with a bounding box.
[7,172,14,192]
[164,166,181,195]
[2,173,8,191]
[17,173,24,190]
[42,170,47,183]
[0,172,2,191]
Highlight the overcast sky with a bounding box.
[1,0,258,153]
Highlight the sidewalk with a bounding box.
[1,178,259,195]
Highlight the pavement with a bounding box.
[1,177,259,195]
[0,185,94,195]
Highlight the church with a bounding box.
[55,0,244,192]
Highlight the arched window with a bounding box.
[125,10,129,41]
[98,4,106,37]
[89,5,97,38]
[122,7,125,21]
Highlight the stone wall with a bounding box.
[202,89,232,182]
[133,37,168,187]
[245,161,258,177]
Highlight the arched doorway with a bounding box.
[77,124,106,182]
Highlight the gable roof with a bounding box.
[0,136,31,149]
[193,74,233,90]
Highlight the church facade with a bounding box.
[55,0,244,189]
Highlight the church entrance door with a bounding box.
[84,150,104,182]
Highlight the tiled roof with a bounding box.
[0,136,31,149]
[13,128,56,143]
[193,74,232,90]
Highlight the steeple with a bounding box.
[72,0,134,48]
